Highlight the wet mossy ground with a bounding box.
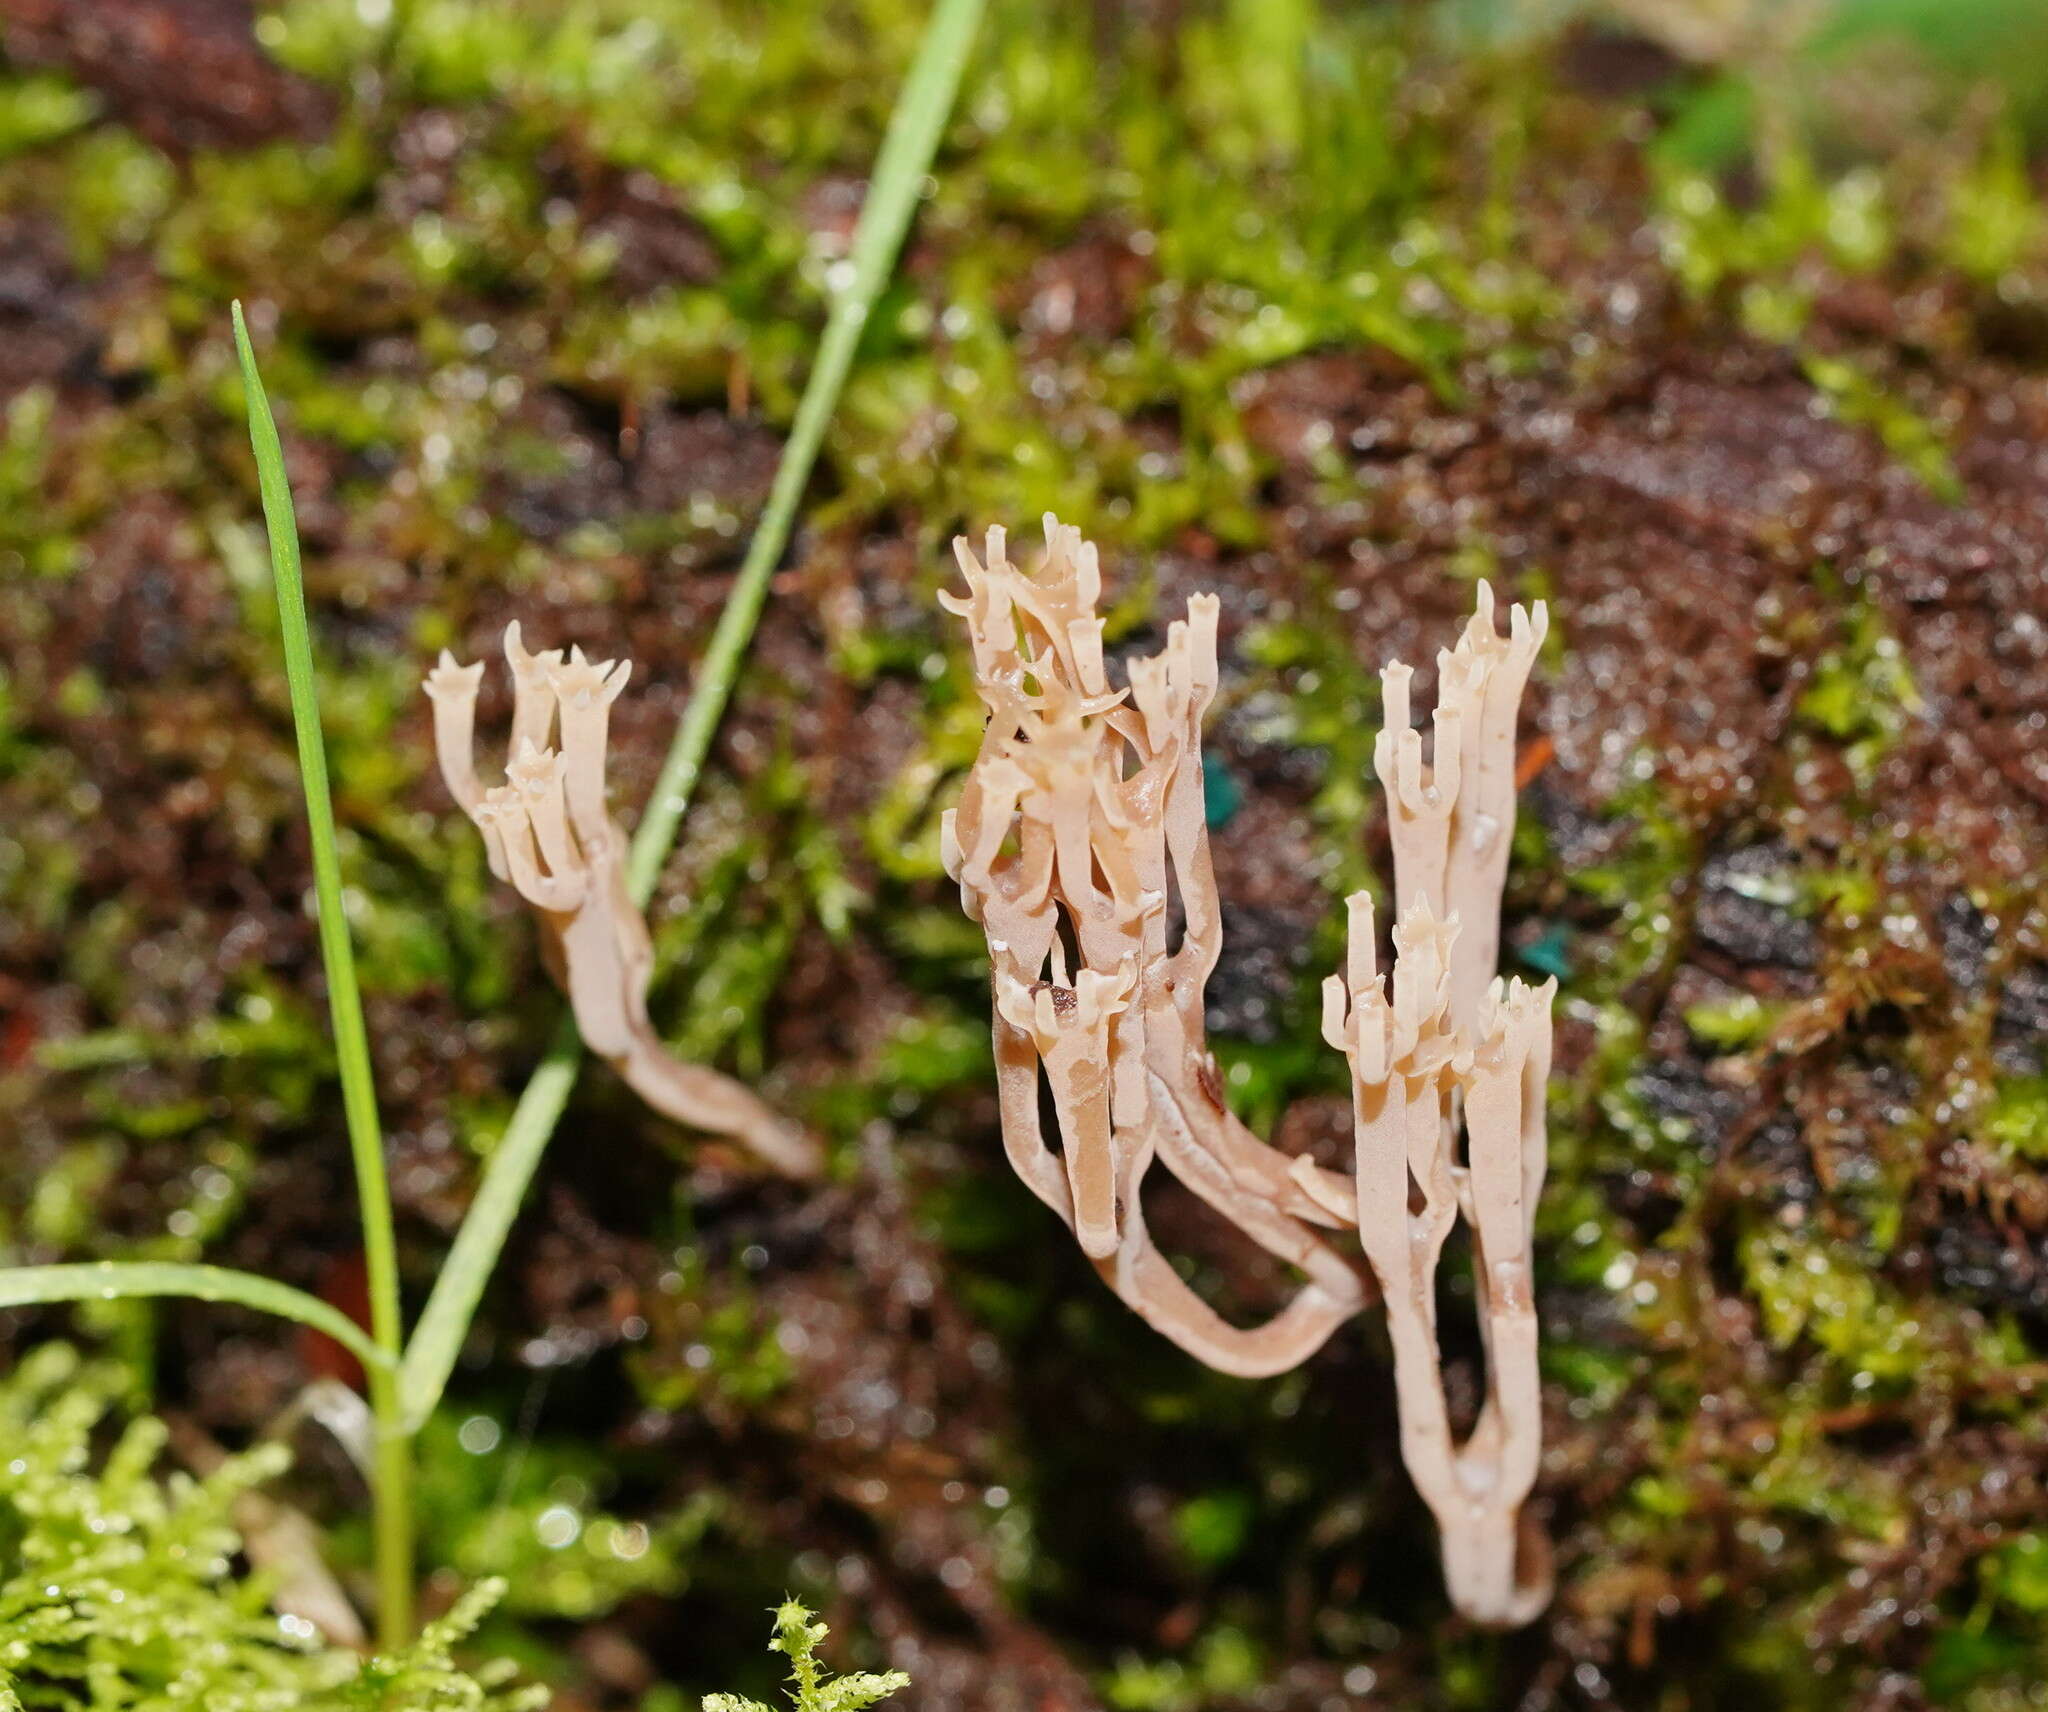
[3,3,2048,1708]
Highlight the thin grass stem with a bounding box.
[0,1262,391,1374]
[233,303,413,1647]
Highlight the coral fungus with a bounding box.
[941,519,1553,1623]
[426,626,819,1177]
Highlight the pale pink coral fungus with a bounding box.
[941,517,1555,1625]
[425,624,818,1178]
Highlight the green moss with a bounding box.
[628,1246,794,1418]
[1569,765,1702,987]
[1942,123,2046,282]
[60,130,175,275]
[1801,355,1961,505]
[1654,136,1980,500]
[1740,1228,1926,1392]
[0,75,97,162]
[1682,992,1784,1053]
[0,1347,539,1711]
[1982,1074,2048,1161]
[1172,1490,1256,1571]
[401,1414,709,1625]
[1796,573,1924,786]
[0,389,77,581]
[1104,1625,1263,1712]
[1655,149,1894,315]
[1239,597,1384,898]
[700,1600,908,1712]
[647,759,857,1085]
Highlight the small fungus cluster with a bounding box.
[425,626,819,1178]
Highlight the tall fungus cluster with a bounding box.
[941,520,1555,1626]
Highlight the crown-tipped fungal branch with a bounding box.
[426,626,819,1178]
[940,521,1372,1382]
[941,519,1555,1625]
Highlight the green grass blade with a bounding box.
[0,1262,390,1373]
[233,304,415,1643]
[231,302,403,1366]
[397,0,986,1431]
[623,0,986,900]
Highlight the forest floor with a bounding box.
[3,3,2048,1709]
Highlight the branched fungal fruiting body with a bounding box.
[941,519,1555,1626]
[425,626,818,1178]
[939,521,1372,1382]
